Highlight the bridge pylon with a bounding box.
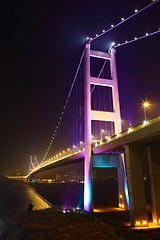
[84,41,124,212]
[28,156,38,183]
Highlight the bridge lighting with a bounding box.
[125,40,128,43]
[121,18,125,21]
[121,204,124,208]
[142,220,147,225]
[146,33,149,35]
[96,34,98,37]
[111,42,115,47]
[135,9,138,12]
[117,133,121,138]
[67,148,70,151]
[136,221,140,225]
[128,127,133,133]
[143,120,148,126]
[142,101,150,121]
[63,151,65,153]
[102,30,105,33]
[86,37,89,40]
[111,24,114,27]
[107,137,111,142]
[80,141,83,148]
[101,129,104,139]
[134,37,137,39]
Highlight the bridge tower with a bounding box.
[28,156,38,182]
[84,41,125,211]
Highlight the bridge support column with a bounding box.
[28,176,31,183]
[125,144,148,226]
[118,154,129,210]
[147,143,160,225]
[84,41,92,212]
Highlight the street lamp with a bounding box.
[142,101,150,121]
[100,129,105,140]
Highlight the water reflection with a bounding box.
[0,181,51,220]
[26,185,51,210]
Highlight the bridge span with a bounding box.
[28,114,160,227]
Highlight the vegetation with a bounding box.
[6,208,160,240]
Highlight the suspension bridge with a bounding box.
[15,0,160,227]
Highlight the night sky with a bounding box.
[0,0,160,175]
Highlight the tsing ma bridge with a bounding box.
[25,0,160,227]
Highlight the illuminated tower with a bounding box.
[84,41,122,211]
[29,156,38,174]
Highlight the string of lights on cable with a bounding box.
[113,29,160,48]
[40,50,85,165]
[87,0,159,42]
[40,0,159,165]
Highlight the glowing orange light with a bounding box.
[143,101,150,108]
[136,221,140,225]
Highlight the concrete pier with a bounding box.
[125,144,148,226]
[147,142,160,225]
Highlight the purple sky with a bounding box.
[0,0,159,175]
